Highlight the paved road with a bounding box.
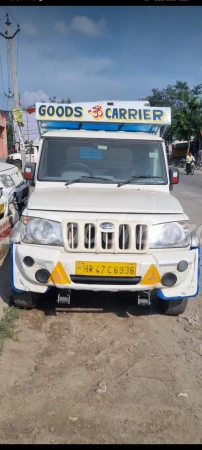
[173,169,202,238]
[0,176,202,444]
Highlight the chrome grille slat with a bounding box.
[88,224,91,250]
[67,222,78,249]
[101,232,114,250]
[119,224,130,250]
[136,224,147,251]
[84,223,95,249]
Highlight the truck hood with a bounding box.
[0,162,16,171]
[28,188,183,214]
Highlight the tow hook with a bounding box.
[57,289,71,305]
[137,291,151,306]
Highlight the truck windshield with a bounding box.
[37,138,167,185]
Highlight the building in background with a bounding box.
[22,108,39,143]
[0,110,9,158]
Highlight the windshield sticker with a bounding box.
[79,148,103,159]
[98,145,107,150]
[149,153,158,158]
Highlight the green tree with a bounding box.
[49,97,71,104]
[6,121,13,151]
[60,98,71,104]
[25,97,72,109]
[144,81,202,153]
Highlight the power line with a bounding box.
[1,7,7,14]
[0,21,6,32]
[1,7,18,24]
[0,14,7,22]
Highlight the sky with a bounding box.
[0,5,202,110]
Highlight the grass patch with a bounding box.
[0,306,20,355]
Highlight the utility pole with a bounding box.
[0,14,26,170]
[4,88,15,150]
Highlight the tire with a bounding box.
[14,159,22,169]
[160,298,188,316]
[12,290,40,309]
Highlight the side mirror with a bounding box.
[169,167,179,189]
[0,180,4,190]
[24,162,36,181]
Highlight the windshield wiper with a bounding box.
[65,176,110,187]
[117,175,162,188]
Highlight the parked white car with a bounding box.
[0,187,17,258]
[6,140,39,168]
[0,162,29,214]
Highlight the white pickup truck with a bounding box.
[6,139,39,168]
[9,101,200,315]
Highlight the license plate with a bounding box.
[0,204,4,214]
[75,261,137,277]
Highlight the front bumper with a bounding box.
[11,244,200,299]
[13,182,29,206]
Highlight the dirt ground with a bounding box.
[0,176,202,444]
[0,256,202,444]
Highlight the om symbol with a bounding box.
[88,105,104,120]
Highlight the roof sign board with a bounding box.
[36,101,171,126]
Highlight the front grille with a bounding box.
[64,221,150,254]
[11,171,23,187]
[11,173,19,186]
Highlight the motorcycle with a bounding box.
[186,161,195,175]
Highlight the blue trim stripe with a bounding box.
[41,121,161,134]
[157,247,200,301]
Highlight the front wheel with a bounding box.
[12,290,40,309]
[159,298,188,316]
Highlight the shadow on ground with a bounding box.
[0,251,12,308]
[36,288,162,318]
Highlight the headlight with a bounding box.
[0,175,15,187]
[22,217,63,246]
[150,221,190,248]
